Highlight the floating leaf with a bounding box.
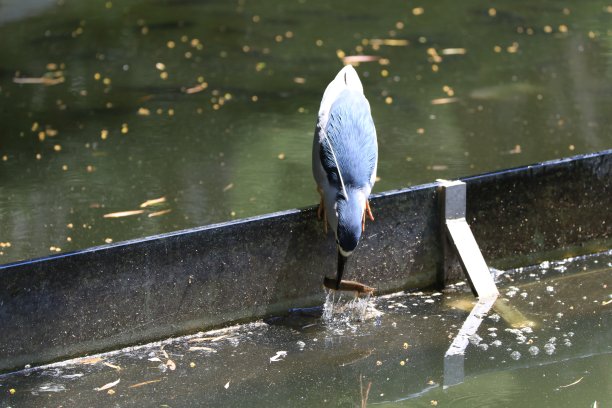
[139,197,166,208]
[431,97,459,105]
[76,356,104,365]
[103,362,122,371]
[148,209,171,218]
[189,346,217,352]
[103,210,145,218]
[94,378,120,391]
[128,379,161,389]
[166,359,176,371]
[13,76,64,86]
[342,55,381,64]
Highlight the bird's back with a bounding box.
[321,89,377,190]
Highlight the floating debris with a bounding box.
[189,346,217,352]
[269,351,287,362]
[103,210,145,218]
[166,359,176,371]
[148,209,171,218]
[13,76,64,86]
[128,379,161,388]
[94,378,120,391]
[103,362,121,371]
[369,38,409,47]
[185,83,208,94]
[76,356,104,365]
[431,97,459,105]
[441,48,467,55]
[342,55,381,64]
[140,197,166,208]
[559,376,583,388]
[188,334,229,343]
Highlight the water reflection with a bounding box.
[1,0,611,262]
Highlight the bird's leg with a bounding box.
[362,211,366,232]
[316,187,328,234]
[366,200,374,221]
[362,199,374,232]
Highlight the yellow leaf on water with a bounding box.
[431,97,459,105]
[103,210,145,218]
[441,48,467,55]
[185,83,208,94]
[370,39,409,47]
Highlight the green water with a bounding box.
[1,252,610,407]
[1,1,611,262]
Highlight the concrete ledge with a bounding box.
[0,149,610,372]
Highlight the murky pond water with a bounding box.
[1,0,611,263]
[1,252,609,407]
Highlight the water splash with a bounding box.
[321,290,378,324]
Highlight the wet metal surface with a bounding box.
[0,151,610,373]
[1,251,610,407]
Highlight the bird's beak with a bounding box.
[336,250,348,289]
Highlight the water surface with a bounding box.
[1,252,610,407]
[1,0,611,262]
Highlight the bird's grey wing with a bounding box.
[322,90,377,191]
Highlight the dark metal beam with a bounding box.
[0,150,610,372]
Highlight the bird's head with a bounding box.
[335,195,363,256]
[333,191,366,288]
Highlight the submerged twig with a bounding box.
[559,376,584,388]
[360,374,372,408]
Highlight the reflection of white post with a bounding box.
[443,295,498,388]
[439,180,499,298]
[439,179,500,388]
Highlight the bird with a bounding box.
[312,65,378,289]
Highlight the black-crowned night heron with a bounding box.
[312,65,378,289]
